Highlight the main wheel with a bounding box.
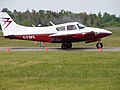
[96,42,103,49]
[67,43,72,48]
[61,43,67,49]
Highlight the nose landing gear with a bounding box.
[96,42,103,49]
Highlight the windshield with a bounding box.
[77,23,85,29]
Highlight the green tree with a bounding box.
[103,12,111,22]
[98,12,102,19]
[22,19,31,26]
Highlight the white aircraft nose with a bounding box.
[102,29,112,35]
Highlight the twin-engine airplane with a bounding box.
[0,12,112,49]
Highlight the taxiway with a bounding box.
[0,47,120,51]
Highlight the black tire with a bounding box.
[96,42,103,49]
[67,43,72,48]
[61,43,67,49]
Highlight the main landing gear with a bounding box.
[96,42,103,49]
[61,42,72,49]
[61,42,103,49]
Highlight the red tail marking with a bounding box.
[2,18,12,29]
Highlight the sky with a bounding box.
[0,0,120,16]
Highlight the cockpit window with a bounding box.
[77,24,85,29]
[67,25,77,30]
[56,26,65,31]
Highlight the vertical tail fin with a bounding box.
[0,12,20,36]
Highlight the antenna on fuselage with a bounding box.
[50,21,55,26]
[32,24,35,27]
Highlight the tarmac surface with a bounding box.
[0,47,120,52]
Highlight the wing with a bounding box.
[72,31,96,39]
[49,33,73,38]
[49,31,97,43]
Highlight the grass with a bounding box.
[0,30,120,47]
[0,51,120,90]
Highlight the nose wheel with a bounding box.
[61,43,72,49]
[96,42,103,49]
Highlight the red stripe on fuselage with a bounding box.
[5,33,111,43]
[5,34,52,42]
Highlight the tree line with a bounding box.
[1,8,120,28]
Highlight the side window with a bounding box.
[67,25,77,30]
[56,26,65,31]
